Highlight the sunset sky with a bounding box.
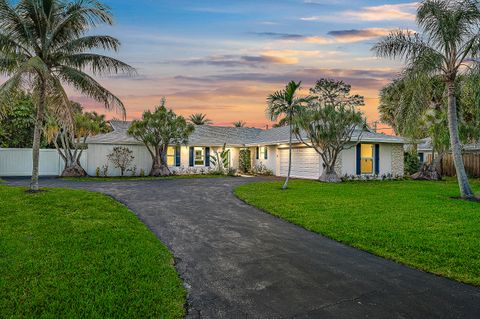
[75,0,418,131]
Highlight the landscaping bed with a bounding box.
[0,186,186,318]
[235,179,480,286]
[62,173,231,181]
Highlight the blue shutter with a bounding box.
[256,147,259,159]
[205,147,210,167]
[189,147,194,167]
[374,144,380,175]
[356,144,361,175]
[175,146,181,167]
[419,152,424,163]
[264,147,268,160]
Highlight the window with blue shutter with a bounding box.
[205,147,210,166]
[189,147,194,167]
[175,146,181,167]
[264,147,268,160]
[374,144,380,175]
[356,144,361,175]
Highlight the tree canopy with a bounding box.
[0,0,134,190]
[128,99,194,176]
[189,113,212,125]
[294,79,365,182]
[373,0,480,198]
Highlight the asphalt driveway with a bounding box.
[6,177,480,318]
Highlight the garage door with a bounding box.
[279,148,321,179]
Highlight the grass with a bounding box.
[62,174,230,182]
[235,179,480,286]
[0,186,186,318]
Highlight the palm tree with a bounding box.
[0,0,134,191]
[233,121,246,127]
[373,0,480,199]
[267,81,310,190]
[189,113,212,125]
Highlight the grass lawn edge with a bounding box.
[0,185,187,318]
[234,179,480,287]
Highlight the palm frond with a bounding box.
[57,35,120,53]
[60,53,136,76]
[57,65,126,116]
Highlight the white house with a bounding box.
[84,121,405,179]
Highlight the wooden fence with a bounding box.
[427,153,480,177]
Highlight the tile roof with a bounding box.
[86,121,404,146]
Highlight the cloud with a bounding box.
[343,3,418,21]
[301,2,418,22]
[180,54,298,68]
[250,32,305,40]
[327,28,393,42]
[257,28,393,45]
[174,67,398,90]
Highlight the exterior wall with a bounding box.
[86,144,241,177]
[0,148,87,177]
[391,144,405,176]
[270,142,404,179]
[251,145,277,173]
[86,143,152,176]
[340,146,356,176]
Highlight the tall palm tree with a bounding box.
[232,121,246,128]
[0,0,134,191]
[189,113,212,125]
[267,81,310,190]
[373,0,480,199]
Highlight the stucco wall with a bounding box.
[252,146,277,173]
[86,144,238,177]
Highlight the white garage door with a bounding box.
[279,148,321,179]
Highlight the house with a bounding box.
[418,138,480,162]
[85,121,405,178]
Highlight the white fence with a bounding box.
[0,148,87,177]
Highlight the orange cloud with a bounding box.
[301,2,417,22]
[343,3,417,21]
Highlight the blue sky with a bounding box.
[80,0,418,129]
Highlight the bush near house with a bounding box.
[235,179,480,286]
[0,186,185,318]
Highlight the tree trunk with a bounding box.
[446,81,474,198]
[283,122,293,190]
[150,153,170,177]
[319,165,341,183]
[61,162,87,177]
[30,79,46,191]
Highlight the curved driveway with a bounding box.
[6,177,480,318]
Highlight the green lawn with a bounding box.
[0,186,185,318]
[62,174,230,182]
[235,179,480,286]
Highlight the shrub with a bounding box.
[107,146,135,177]
[404,152,420,175]
[140,169,145,177]
[251,163,273,176]
[101,164,108,177]
[239,149,251,173]
[95,167,100,177]
[227,167,238,176]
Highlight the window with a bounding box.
[360,144,374,174]
[167,147,175,166]
[194,147,205,166]
[259,146,267,160]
